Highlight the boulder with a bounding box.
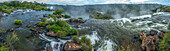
[46,46,53,51]
[141,35,159,51]
[64,41,81,51]
[9,28,14,32]
[26,25,31,28]
[149,30,158,36]
[158,31,165,39]
[33,26,36,28]
[139,31,146,40]
[30,28,43,33]
[46,31,57,37]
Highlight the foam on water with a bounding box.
[85,31,100,45]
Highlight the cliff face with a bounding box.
[49,4,161,19]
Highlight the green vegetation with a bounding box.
[63,15,71,18]
[78,17,83,20]
[14,20,22,25]
[38,22,46,27]
[42,18,47,22]
[159,31,170,51]
[46,19,79,38]
[53,9,63,15]
[0,1,52,14]
[0,27,6,34]
[72,36,93,51]
[91,13,112,19]
[0,32,19,51]
[56,31,66,38]
[118,45,134,51]
[72,36,79,43]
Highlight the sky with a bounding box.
[0,0,170,6]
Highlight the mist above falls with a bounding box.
[47,4,161,19]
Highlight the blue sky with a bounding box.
[1,0,170,5]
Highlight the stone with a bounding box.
[9,28,14,32]
[46,46,53,51]
[64,41,81,51]
[139,31,146,40]
[158,31,165,39]
[30,28,43,33]
[46,31,57,37]
[141,35,159,51]
[149,30,158,36]
[26,25,31,28]
[33,26,36,28]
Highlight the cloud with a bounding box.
[0,0,170,5]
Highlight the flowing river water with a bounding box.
[0,5,170,51]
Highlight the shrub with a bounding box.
[63,15,71,18]
[4,9,11,14]
[78,17,83,20]
[73,19,79,22]
[81,36,87,43]
[46,25,62,32]
[89,44,93,51]
[48,14,53,17]
[53,9,63,15]
[42,18,47,22]
[56,20,70,29]
[92,13,112,19]
[72,36,79,43]
[14,20,22,25]
[81,43,87,51]
[159,31,170,51]
[47,20,55,25]
[85,38,91,45]
[69,28,79,35]
[56,31,66,38]
[38,22,46,27]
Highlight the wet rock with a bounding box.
[64,41,81,51]
[47,46,53,51]
[139,31,146,40]
[9,28,14,32]
[149,30,158,36]
[141,35,159,51]
[33,26,37,28]
[30,28,43,33]
[26,25,31,28]
[46,31,57,37]
[158,31,165,39]
[21,12,24,15]
[43,14,47,17]
[54,44,59,49]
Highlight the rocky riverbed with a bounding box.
[0,4,170,51]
